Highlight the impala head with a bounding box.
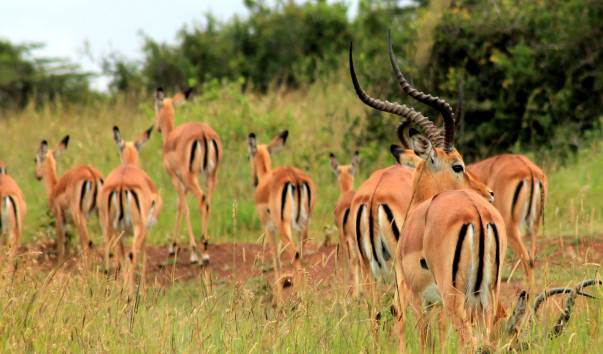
[154,87,192,134]
[349,32,493,204]
[112,126,153,166]
[35,135,69,181]
[247,130,288,187]
[329,151,360,193]
[390,128,494,204]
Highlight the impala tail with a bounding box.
[0,196,18,233]
[281,180,312,232]
[355,203,393,279]
[189,136,220,176]
[107,188,156,232]
[512,173,546,236]
[79,175,103,217]
[453,215,501,309]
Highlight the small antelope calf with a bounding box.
[99,126,162,288]
[329,152,360,292]
[35,136,104,264]
[247,131,316,305]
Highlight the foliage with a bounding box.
[0,40,92,110]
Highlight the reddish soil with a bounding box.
[15,235,603,302]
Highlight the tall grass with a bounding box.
[0,72,601,351]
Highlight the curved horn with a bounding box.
[552,279,602,336]
[388,30,455,152]
[350,42,443,147]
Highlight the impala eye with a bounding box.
[452,165,464,173]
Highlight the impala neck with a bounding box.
[409,161,438,207]
[157,104,175,145]
[42,159,58,197]
[255,150,272,183]
[338,173,354,193]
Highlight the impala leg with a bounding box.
[265,226,282,307]
[337,229,349,289]
[507,226,534,289]
[71,207,92,265]
[392,268,409,352]
[199,173,217,265]
[168,177,186,256]
[436,306,447,353]
[54,210,66,264]
[128,223,145,293]
[183,176,208,265]
[277,221,303,291]
[443,292,475,351]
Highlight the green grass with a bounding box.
[0,73,601,352]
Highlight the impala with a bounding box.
[35,136,104,264]
[155,88,222,265]
[468,154,547,288]
[329,151,360,291]
[247,131,316,305]
[98,126,162,287]
[0,161,26,259]
[350,34,505,351]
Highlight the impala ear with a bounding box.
[408,129,436,162]
[391,144,420,168]
[135,125,154,150]
[247,133,257,157]
[38,140,49,161]
[267,130,288,153]
[172,87,192,107]
[113,126,125,152]
[52,135,69,159]
[349,150,360,175]
[329,153,341,176]
[0,162,6,175]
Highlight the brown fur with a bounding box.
[248,131,316,306]
[0,161,26,259]
[98,126,162,290]
[155,89,222,264]
[468,154,548,288]
[35,138,104,264]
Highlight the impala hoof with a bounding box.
[190,252,199,264]
[201,254,210,266]
[168,243,176,256]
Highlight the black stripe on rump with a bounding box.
[491,223,500,285]
[91,180,98,211]
[211,139,220,163]
[130,190,141,215]
[189,140,198,172]
[355,205,364,259]
[368,203,383,269]
[8,196,18,228]
[381,204,400,241]
[452,223,470,288]
[203,137,209,170]
[281,182,291,221]
[511,182,523,216]
[296,183,302,223]
[79,180,90,212]
[474,213,485,294]
[118,188,124,221]
[526,170,535,220]
[342,208,350,230]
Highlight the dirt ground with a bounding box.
[16,235,603,304]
